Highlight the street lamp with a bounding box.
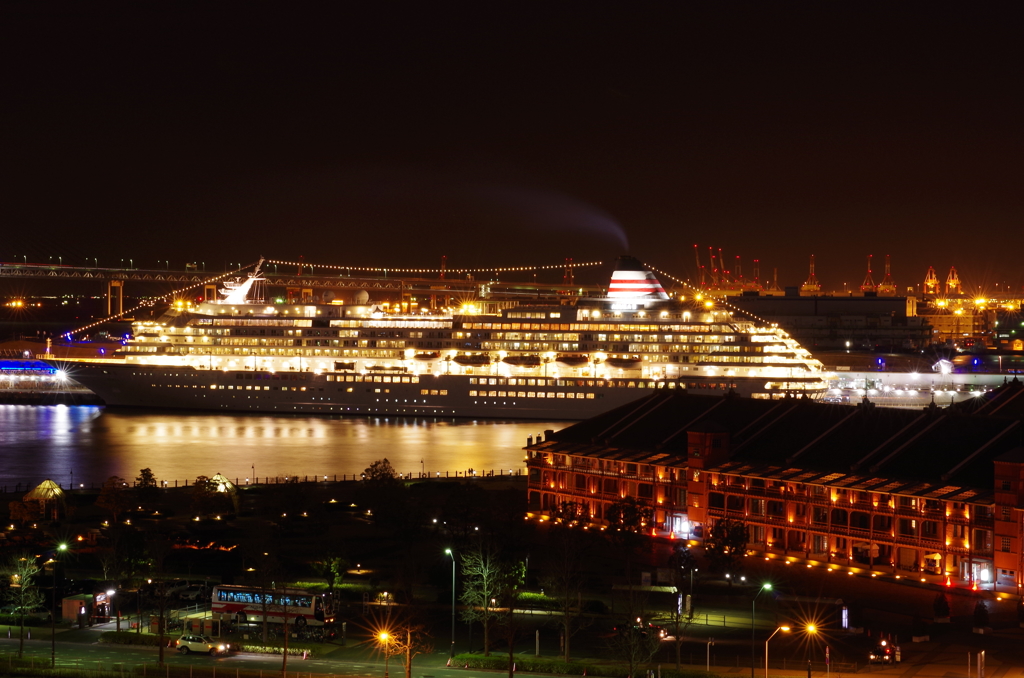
[51,543,67,667]
[752,583,773,678]
[378,631,391,678]
[765,626,790,678]
[445,548,456,659]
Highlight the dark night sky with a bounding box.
[2,3,1022,292]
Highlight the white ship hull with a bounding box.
[63,362,767,420]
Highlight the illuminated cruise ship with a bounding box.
[57,256,829,419]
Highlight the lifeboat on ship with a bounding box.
[413,352,440,361]
[452,354,492,366]
[334,361,356,371]
[555,354,590,367]
[604,357,643,370]
[502,355,542,367]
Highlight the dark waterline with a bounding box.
[0,405,569,488]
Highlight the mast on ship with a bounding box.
[217,258,267,304]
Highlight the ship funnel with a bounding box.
[608,256,669,300]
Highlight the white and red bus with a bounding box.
[211,585,332,627]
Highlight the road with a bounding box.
[1,614,1023,678]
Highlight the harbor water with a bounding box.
[0,405,569,489]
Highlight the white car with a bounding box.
[179,585,208,601]
[175,635,230,656]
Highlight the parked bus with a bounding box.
[210,585,331,627]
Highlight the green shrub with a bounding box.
[235,642,320,658]
[0,614,48,627]
[99,631,164,646]
[513,593,607,614]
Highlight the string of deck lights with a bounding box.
[64,263,259,339]
[643,263,780,329]
[264,259,603,275]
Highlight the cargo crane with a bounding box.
[946,266,962,295]
[923,266,939,295]
[860,254,877,292]
[800,255,821,295]
[751,259,764,291]
[693,244,706,287]
[877,255,897,296]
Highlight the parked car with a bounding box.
[869,640,899,664]
[613,620,667,639]
[175,635,230,656]
[165,580,190,596]
[180,585,208,601]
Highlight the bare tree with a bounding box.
[459,543,521,657]
[609,616,661,678]
[666,544,697,669]
[96,476,131,524]
[4,554,45,657]
[542,501,591,661]
[144,534,174,665]
[494,560,526,678]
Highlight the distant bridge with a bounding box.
[0,262,607,294]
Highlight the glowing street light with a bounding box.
[378,631,391,678]
[765,626,790,678]
[51,543,67,667]
[752,583,772,678]
[445,548,456,660]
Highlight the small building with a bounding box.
[22,479,65,521]
[62,593,94,625]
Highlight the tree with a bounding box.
[136,468,159,503]
[932,593,950,619]
[973,600,989,629]
[190,475,230,517]
[494,560,526,678]
[4,554,44,657]
[609,608,661,678]
[364,458,399,485]
[143,533,175,666]
[311,554,348,602]
[240,535,285,644]
[459,543,523,658]
[96,476,131,524]
[542,501,592,661]
[703,518,748,575]
[8,500,39,526]
[666,544,698,668]
[606,496,654,585]
[374,617,433,678]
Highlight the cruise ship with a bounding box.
[53,257,829,419]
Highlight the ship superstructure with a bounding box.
[58,257,829,419]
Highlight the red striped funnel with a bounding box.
[608,256,669,300]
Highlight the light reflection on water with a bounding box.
[0,405,568,487]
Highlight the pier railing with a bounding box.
[1,469,524,494]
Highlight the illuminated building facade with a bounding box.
[525,381,1024,593]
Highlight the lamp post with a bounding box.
[378,631,390,678]
[752,583,772,678]
[445,548,456,659]
[765,626,790,678]
[108,589,118,631]
[51,543,67,667]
